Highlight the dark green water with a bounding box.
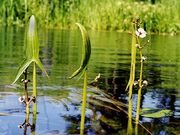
[0,27,180,135]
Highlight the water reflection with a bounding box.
[18,106,36,135]
[0,26,180,134]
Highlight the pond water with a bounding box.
[0,27,180,135]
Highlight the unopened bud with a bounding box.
[18,125,23,128]
[134,80,138,86]
[143,80,148,86]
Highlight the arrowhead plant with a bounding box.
[69,23,91,134]
[12,15,48,85]
[12,15,48,114]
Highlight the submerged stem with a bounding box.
[80,69,87,135]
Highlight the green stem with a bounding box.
[136,49,143,123]
[127,23,136,135]
[31,103,37,135]
[80,69,87,135]
[24,68,30,114]
[33,62,37,113]
[24,110,30,135]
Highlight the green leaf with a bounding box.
[12,59,33,84]
[69,23,91,79]
[26,15,39,60]
[35,59,48,77]
[12,15,48,84]
[141,108,173,118]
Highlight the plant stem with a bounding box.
[135,48,143,135]
[24,68,30,114]
[127,23,136,134]
[80,69,87,135]
[136,48,143,122]
[31,103,37,135]
[24,111,30,135]
[33,62,37,113]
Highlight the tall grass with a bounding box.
[0,0,179,33]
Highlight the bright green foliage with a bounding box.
[12,15,48,84]
[69,23,91,79]
[0,0,179,33]
[68,23,91,134]
[141,108,173,118]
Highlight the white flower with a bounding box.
[136,28,147,38]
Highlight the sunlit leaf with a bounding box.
[141,108,173,118]
[69,23,91,79]
[35,59,48,77]
[12,15,48,84]
[12,60,32,84]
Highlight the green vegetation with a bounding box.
[12,15,48,114]
[68,23,91,134]
[0,0,179,34]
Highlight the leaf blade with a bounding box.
[35,59,49,77]
[12,59,33,84]
[141,108,173,118]
[69,23,91,79]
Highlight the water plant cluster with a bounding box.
[12,14,91,134]
[0,0,179,34]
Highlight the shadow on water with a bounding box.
[0,26,180,134]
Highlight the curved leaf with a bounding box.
[69,23,91,79]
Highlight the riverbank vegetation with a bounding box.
[0,0,179,34]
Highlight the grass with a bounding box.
[0,0,179,34]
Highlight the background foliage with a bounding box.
[0,0,179,33]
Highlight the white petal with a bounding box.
[135,30,140,36]
[139,33,146,38]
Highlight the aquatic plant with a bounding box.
[69,23,91,134]
[126,19,151,135]
[12,15,48,113]
[133,20,148,135]
[126,20,137,135]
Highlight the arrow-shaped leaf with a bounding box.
[12,15,48,84]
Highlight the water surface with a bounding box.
[0,27,180,135]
